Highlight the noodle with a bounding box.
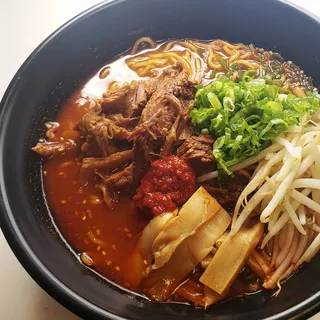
[131,37,156,54]
[238,52,252,60]
[139,64,156,77]
[149,52,192,73]
[193,58,202,83]
[207,48,223,69]
[99,66,110,79]
[164,41,175,51]
[127,59,167,68]
[229,50,241,63]
[127,51,193,77]
[183,41,199,52]
[237,60,260,69]
[123,38,265,82]
[225,42,242,50]
[223,45,234,56]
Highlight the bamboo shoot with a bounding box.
[144,197,231,301]
[152,187,222,269]
[200,222,264,296]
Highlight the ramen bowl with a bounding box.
[0,0,319,319]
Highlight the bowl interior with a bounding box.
[0,0,319,319]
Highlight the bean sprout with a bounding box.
[230,117,320,284]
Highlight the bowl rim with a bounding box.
[0,0,319,319]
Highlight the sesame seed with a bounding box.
[43,170,47,176]
[115,266,120,271]
[124,228,129,233]
[58,172,64,176]
[39,139,44,143]
[82,199,87,204]
[80,252,94,266]
[102,251,106,256]
[58,148,64,152]
[82,216,87,221]
[60,161,73,168]
[143,260,148,265]
[112,244,116,250]
[97,246,101,251]
[91,197,101,204]
[60,137,65,141]
[61,200,67,204]
[96,229,101,236]
[127,233,132,238]
[107,261,112,266]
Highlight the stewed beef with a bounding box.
[128,65,196,179]
[81,150,133,170]
[177,135,214,163]
[32,140,76,158]
[34,65,198,206]
[79,110,131,157]
[101,77,158,118]
[81,65,196,195]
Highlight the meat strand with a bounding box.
[79,112,130,157]
[81,150,132,170]
[32,140,76,159]
[130,66,196,180]
[177,135,214,163]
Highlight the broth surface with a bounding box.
[44,40,255,296]
[41,39,315,304]
[43,95,151,289]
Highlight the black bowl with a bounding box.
[0,0,319,319]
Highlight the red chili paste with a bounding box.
[133,155,196,216]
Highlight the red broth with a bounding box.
[43,91,150,290]
[43,81,261,300]
[42,39,269,302]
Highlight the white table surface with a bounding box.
[0,0,319,319]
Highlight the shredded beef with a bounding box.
[177,135,214,163]
[79,150,133,186]
[79,111,130,157]
[101,78,158,118]
[101,85,129,114]
[32,140,76,158]
[81,150,132,170]
[178,125,193,142]
[34,65,198,207]
[98,164,134,191]
[128,66,196,180]
[82,65,196,192]
[203,172,251,212]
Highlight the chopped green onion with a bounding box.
[190,72,320,174]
